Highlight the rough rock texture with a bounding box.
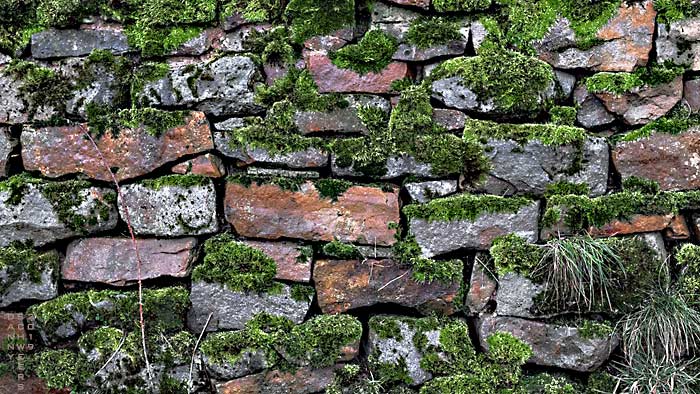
[119,181,218,236]
[224,181,399,246]
[31,28,130,59]
[657,17,700,70]
[686,79,700,112]
[22,111,213,181]
[613,131,700,191]
[387,0,429,9]
[638,232,668,264]
[171,153,226,178]
[0,73,30,124]
[432,108,466,131]
[0,128,16,177]
[204,350,270,381]
[478,315,618,372]
[574,85,616,128]
[294,95,391,134]
[313,259,461,315]
[535,1,656,72]
[495,272,544,318]
[466,253,497,315]
[0,312,25,342]
[589,213,690,238]
[1,259,57,308]
[188,281,311,332]
[62,237,197,285]
[409,200,541,257]
[239,240,313,283]
[216,367,335,394]
[331,153,436,179]
[470,137,609,197]
[65,62,122,118]
[139,56,261,116]
[595,76,683,125]
[0,184,117,247]
[405,180,458,203]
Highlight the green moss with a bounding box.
[330,30,398,74]
[404,193,532,222]
[32,349,91,390]
[227,173,308,193]
[490,234,543,277]
[244,26,296,65]
[314,179,353,201]
[622,176,660,195]
[192,233,278,293]
[369,316,403,340]
[322,240,362,259]
[373,357,413,386]
[550,106,577,126]
[256,68,343,112]
[433,0,491,12]
[0,242,59,295]
[285,0,355,44]
[585,62,686,95]
[655,0,700,24]
[41,178,115,232]
[3,60,71,119]
[0,173,43,205]
[544,181,590,198]
[519,373,577,394]
[0,0,41,53]
[464,119,587,146]
[141,174,209,190]
[77,327,124,358]
[35,0,101,27]
[616,104,700,142]
[411,257,463,285]
[486,332,532,365]
[677,244,700,303]
[430,45,554,114]
[221,0,284,23]
[127,0,216,26]
[87,105,188,138]
[577,320,614,339]
[290,284,315,302]
[405,16,462,49]
[125,25,204,57]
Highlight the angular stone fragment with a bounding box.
[574,85,615,128]
[294,95,391,135]
[171,28,222,56]
[1,251,58,308]
[119,180,218,237]
[204,348,270,380]
[239,240,312,283]
[657,17,700,71]
[0,128,15,177]
[331,153,436,179]
[478,315,618,372]
[313,259,461,314]
[21,111,213,182]
[595,76,683,125]
[393,40,467,62]
[31,28,130,59]
[466,253,497,314]
[613,131,700,191]
[188,281,311,332]
[495,272,544,318]
[432,108,466,131]
[172,153,226,178]
[0,73,29,124]
[535,1,656,72]
[62,237,197,285]
[225,181,399,246]
[685,79,700,112]
[65,60,123,119]
[303,28,354,52]
[216,367,336,394]
[139,56,261,116]
[404,180,458,203]
[589,213,689,238]
[408,200,541,257]
[0,182,118,247]
[305,51,410,94]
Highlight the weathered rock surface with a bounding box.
[657,17,700,70]
[637,232,668,264]
[495,272,544,318]
[224,181,399,246]
[613,131,700,191]
[31,28,130,59]
[535,1,656,72]
[305,51,410,94]
[478,315,618,372]
[465,253,497,314]
[0,128,15,177]
[119,180,218,237]
[1,254,58,308]
[0,73,30,124]
[65,61,122,119]
[22,111,213,181]
[0,312,26,343]
[589,213,690,238]
[216,367,336,394]
[239,240,312,283]
[470,137,609,197]
[331,153,436,179]
[574,85,616,128]
[294,95,391,135]
[409,200,541,257]
[595,76,683,125]
[188,281,311,332]
[171,153,226,178]
[313,259,461,314]
[0,183,118,247]
[685,79,700,112]
[139,56,262,116]
[405,180,458,203]
[204,349,270,380]
[62,237,197,285]
[387,0,430,9]
[432,108,466,131]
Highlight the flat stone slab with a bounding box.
[31,29,130,59]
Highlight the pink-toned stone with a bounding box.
[685,79,700,113]
[595,76,682,125]
[217,367,336,394]
[432,108,466,131]
[224,181,400,246]
[171,153,226,178]
[304,28,354,52]
[0,313,25,347]
[62,237,197,285]
[387,0,430,9]
[314,259,461,315]
[305,51,411,94]
[21,111,213,182]
[466,254,497,314]
[239,240,312,283]
[589,214,688,237]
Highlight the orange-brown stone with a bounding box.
[216,367,335,394]
[239,240,312,283]
[589,213,688,237]
[171,153,226,178]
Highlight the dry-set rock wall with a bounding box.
[2,0,700,393]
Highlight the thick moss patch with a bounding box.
[433,0,491,12]
[655,0,700,24]
[406,16,463,49]
[0,242,58,295]
[330,30,398,74]
[585,62,685,95]
[616,104,700,142]
[403,193,532,222]
[285,0,355,44]
[87,105,188,138]
[221,0,284,23]
[464,119,587,146]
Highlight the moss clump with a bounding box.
[369,316,403,340]
[0,242,59,295]
[403,193,532,222]
[35,0,101,27]
[32,349,91,390]
[430,45,555,114]
[544,181,590,198]
[405,16,462,49]
[314,179,353,201]
[87,105,188,138]
[285,0,355,44]
[655,0,700,24]
[433,0,491,12]
[322,240,362,260]
[677,244,700,303]
[550,106,577,126]
[520,373,578,394]
[221,0,284,23]
[585,62,686,95]
[411,257,463,285]
[3,60,72,118]
[227,174,308,193]
[125,25,204,57]
[256,68,344,111]
[622,176,660,195]
[330,30,398,74]
[616,104,700,142]
[490,234,542,277]
[243,26,296,65]
[0,173,43,205]
[77,327,124,360]
[465,119,587,146]
[290,284,315,302]
[578,320,614,339]
[192,233,278,293]
[141,174,209,190]
[486,332,532,365]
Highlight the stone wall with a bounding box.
[1,0,700,393]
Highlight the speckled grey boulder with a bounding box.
[188,281,311,332]
[31,29,131,59]
[0,128,16,177]
[574,85,616,129]
[657,18,700,71]
[0,73,29,124]
[118,181,218,236]
[294,95,391,135]
[203,349,270,380]
[409,200,540,257]
[214,130,329,169]
[404,180,458,203]
[66,61,122,118]
[495,272,544,318]
[0,184,118,247]
[0,263,58,308]
[331,154,434,179]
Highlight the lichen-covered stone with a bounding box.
[62,237,198,285]
[405,180,458,203]
[224,181,399,246]
[305,51,410,94]
[239,240,313,283]
[0,73,29,124]
[31,28,131,59]
[172,153,226,178]
[331,154,437,179]
[294,95,391,135]
[657,17,700,71]
[594,76,683,125]
[466,253,497,314]
[495,272,544,319]
[313,259,462,314]
[0,128,16,177]
[118,179,218,236]
[188,281,311,332]
[138,56,262,116]
[1,251,58,308]
[477,315,618,372]
[685,79,700,113]
[21,111,213,181]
